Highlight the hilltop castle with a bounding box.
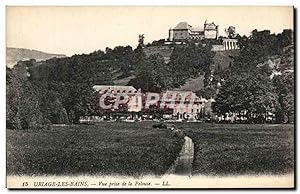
[165,20,239,51]
[168,20,219,41]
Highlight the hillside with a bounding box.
[6,47,67,68]
[15,44,235,93]
[143,46,173,63]
[143,46,237,91]
[175,75,205,91]
[177,50,238,91]
[212,50,239,71]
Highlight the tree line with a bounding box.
[213,29,294,123]
[6,42,214,130]
[6,28,294,130]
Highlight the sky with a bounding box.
[6,6,293,56]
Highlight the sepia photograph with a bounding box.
[5,5,295,189]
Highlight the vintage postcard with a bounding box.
[6,6,295,189]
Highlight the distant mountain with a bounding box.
[6,47,67,68]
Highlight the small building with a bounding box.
[211,38,239,51]
[222,38,239,50]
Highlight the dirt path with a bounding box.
[165,136,194,176]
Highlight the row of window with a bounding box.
[176,108,203,113]
[100,90,137,93]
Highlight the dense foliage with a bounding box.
[213,29,294,123]
[7,42,214,129]
[6,28,294,129]
[130,43,214,91]
[7,46,136,129]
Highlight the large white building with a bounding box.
[160,91,208,120]
[93,85,142,112]
[92,86,210,121]
[143,90,208,120]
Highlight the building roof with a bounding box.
[161,90,204,103]
[174,21,218,31]
[173,22,190,30]
[173,22,204,33]
[190,27,204,32]
[222,38,238,42]
[205,22,218,30]
[93,85,138,94]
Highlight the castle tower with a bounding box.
[168,28,173,41]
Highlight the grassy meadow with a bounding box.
[7,122,184,177]
[178,123,294,176]
[7,122,294,177]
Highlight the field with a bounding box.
[7,122,183,177]
[7,122,294,177]
[178,123,294,176]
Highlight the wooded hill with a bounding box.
[6,29,294,129]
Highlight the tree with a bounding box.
[195,87,216,99]
[148,39,165,46]
[273,73,294,123]
[148,54,173,90]
[7,61,51,130]
[213,71,278,123]
[105,46,134,76]
[276,29,293,50]
[17,82,51,130]
[129,53,172,92]
[225,26,237,39]
[214,29,294,124]
[272,44,294,123]
[169,43,214,87]
[138,34,145,46]
[58,82,95,124]
[35,85,69,124]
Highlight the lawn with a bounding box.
[7,122,184,177]
[178,123,294,176]
[7,122,294,177]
